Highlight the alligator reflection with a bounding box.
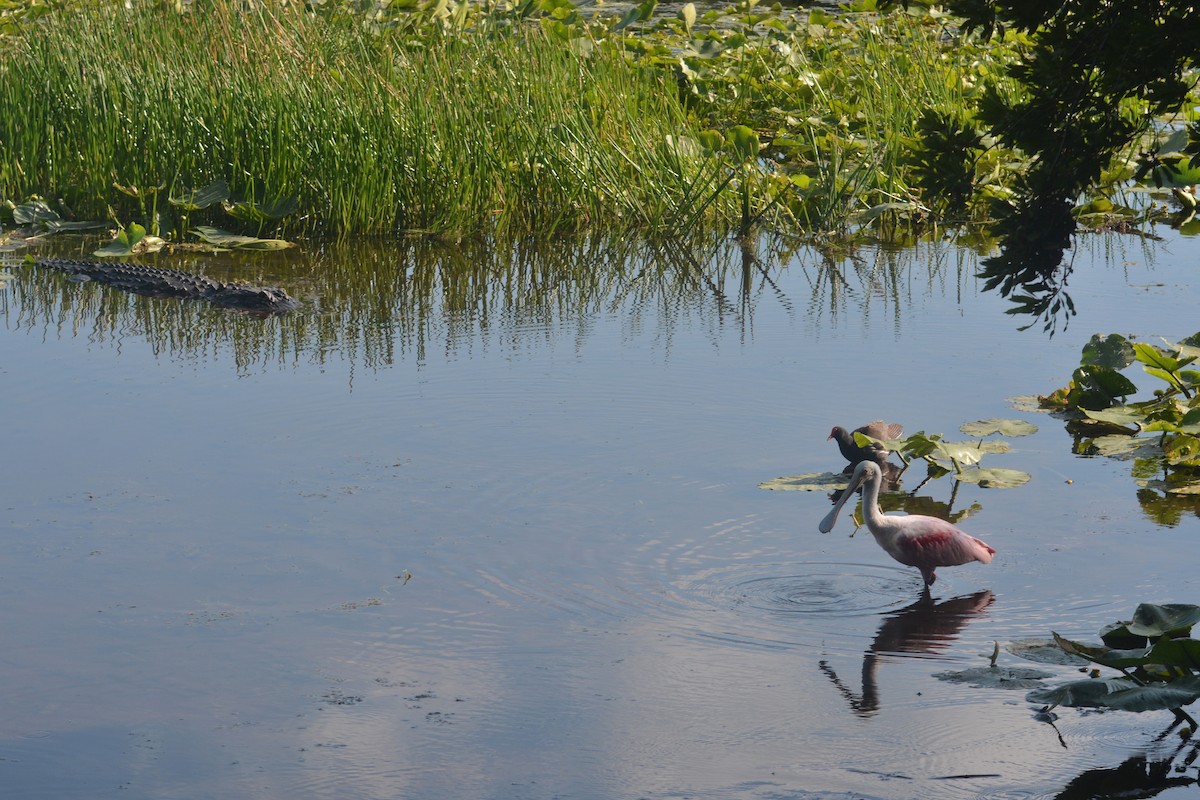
[819,590,995,718]
[3,234,982,372]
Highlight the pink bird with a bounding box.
[819,461,996,586]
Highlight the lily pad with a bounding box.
[222,194,299,224]
[960,419,1038,437]
[1088,434,1160,459]
[1008,395,1048,413]
[191,226,295,251]
[1006,638,1089,666]
[933,666,1053,689]
[758,471,850,491]
[930,440,984,466]
[1081,333,1136,370]
[1127,603,1200,638]
[1028,675,1200,713]
[170,179,230,211]
[954,466,1030,488]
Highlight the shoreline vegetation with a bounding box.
[0,0,1195,243]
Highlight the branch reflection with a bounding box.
[2,234,982,373]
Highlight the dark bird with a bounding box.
[819,461,996,586]
[828,420,904,465]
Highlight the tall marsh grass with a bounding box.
[0,1,737,237]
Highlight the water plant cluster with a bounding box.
[5,0,1192,243]
[1029,603,1200,730]
[1040,333,1200,509]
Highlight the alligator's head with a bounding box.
[209,285,299,312]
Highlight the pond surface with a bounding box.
[3,229,1200,799]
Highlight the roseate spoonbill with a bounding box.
[819,461,995,586]
[828,421,903,465]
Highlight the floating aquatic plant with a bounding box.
[1040,332,1200,500]
[1027,603,1200,731]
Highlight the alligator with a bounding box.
[33,257,299,313]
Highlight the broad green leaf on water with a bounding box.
[977,440,1011,455]
[1145,637,1200,669]
[960,419,1039,437]
[859,201,926,224]
[1080,333,1135,370]
[954,466,1030,488]
[1089,434,1160,459]
[932,666,1052,689]
[1134,342,1195,372]
[758,471,850,491]
[1029,676,1200,712]
[1006,638,1089,666]
[1051,632,1151,668]
[1162,336,1200,361]
[1075,364,1138,404]
[1082,406,1144,428]
[931,440,984,466]
[191,226,295,250]
[726,125,759,162]
[1007,395,1047,413]
[613,6,642,31]
[698,129,723,152]
[170,179,230,211]
[1026,677,1140,708]
[94,222,147,257]
[43,219,107,233]
[901,432,941,459]
[1100,676,1200,712]
[12,199,59,225]
[221,195,299,224]
[1127,603,1200,638]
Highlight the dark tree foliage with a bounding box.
[933,1,1200,332]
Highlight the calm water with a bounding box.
[3,230,1200,799]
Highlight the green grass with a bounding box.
[0,0,738,237]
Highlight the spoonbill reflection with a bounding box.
[819,461,995,586]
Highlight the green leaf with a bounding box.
[930,440,984,466]
[680,1,695,33]
[191,226,295,250]
[758,471,852,491]
[170,179,231,211]
[959,419,1038,437]
[1145,638,1200,670]
[221,195,299,224]
[1007,638,1090,666]
[1088,434,1159,459]
[1051,632,1150,668]
[12,199,59,225]
[1081,406,1144,429]
[1102,677,1200,712]
[1135,342,1195,373]
[726,125,759,162]
[1128,603,1200,638]
[1081,333,1135,369]
[1026,677,1139,708]
[954,466,1031,488]
[1074,364,1138,405]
